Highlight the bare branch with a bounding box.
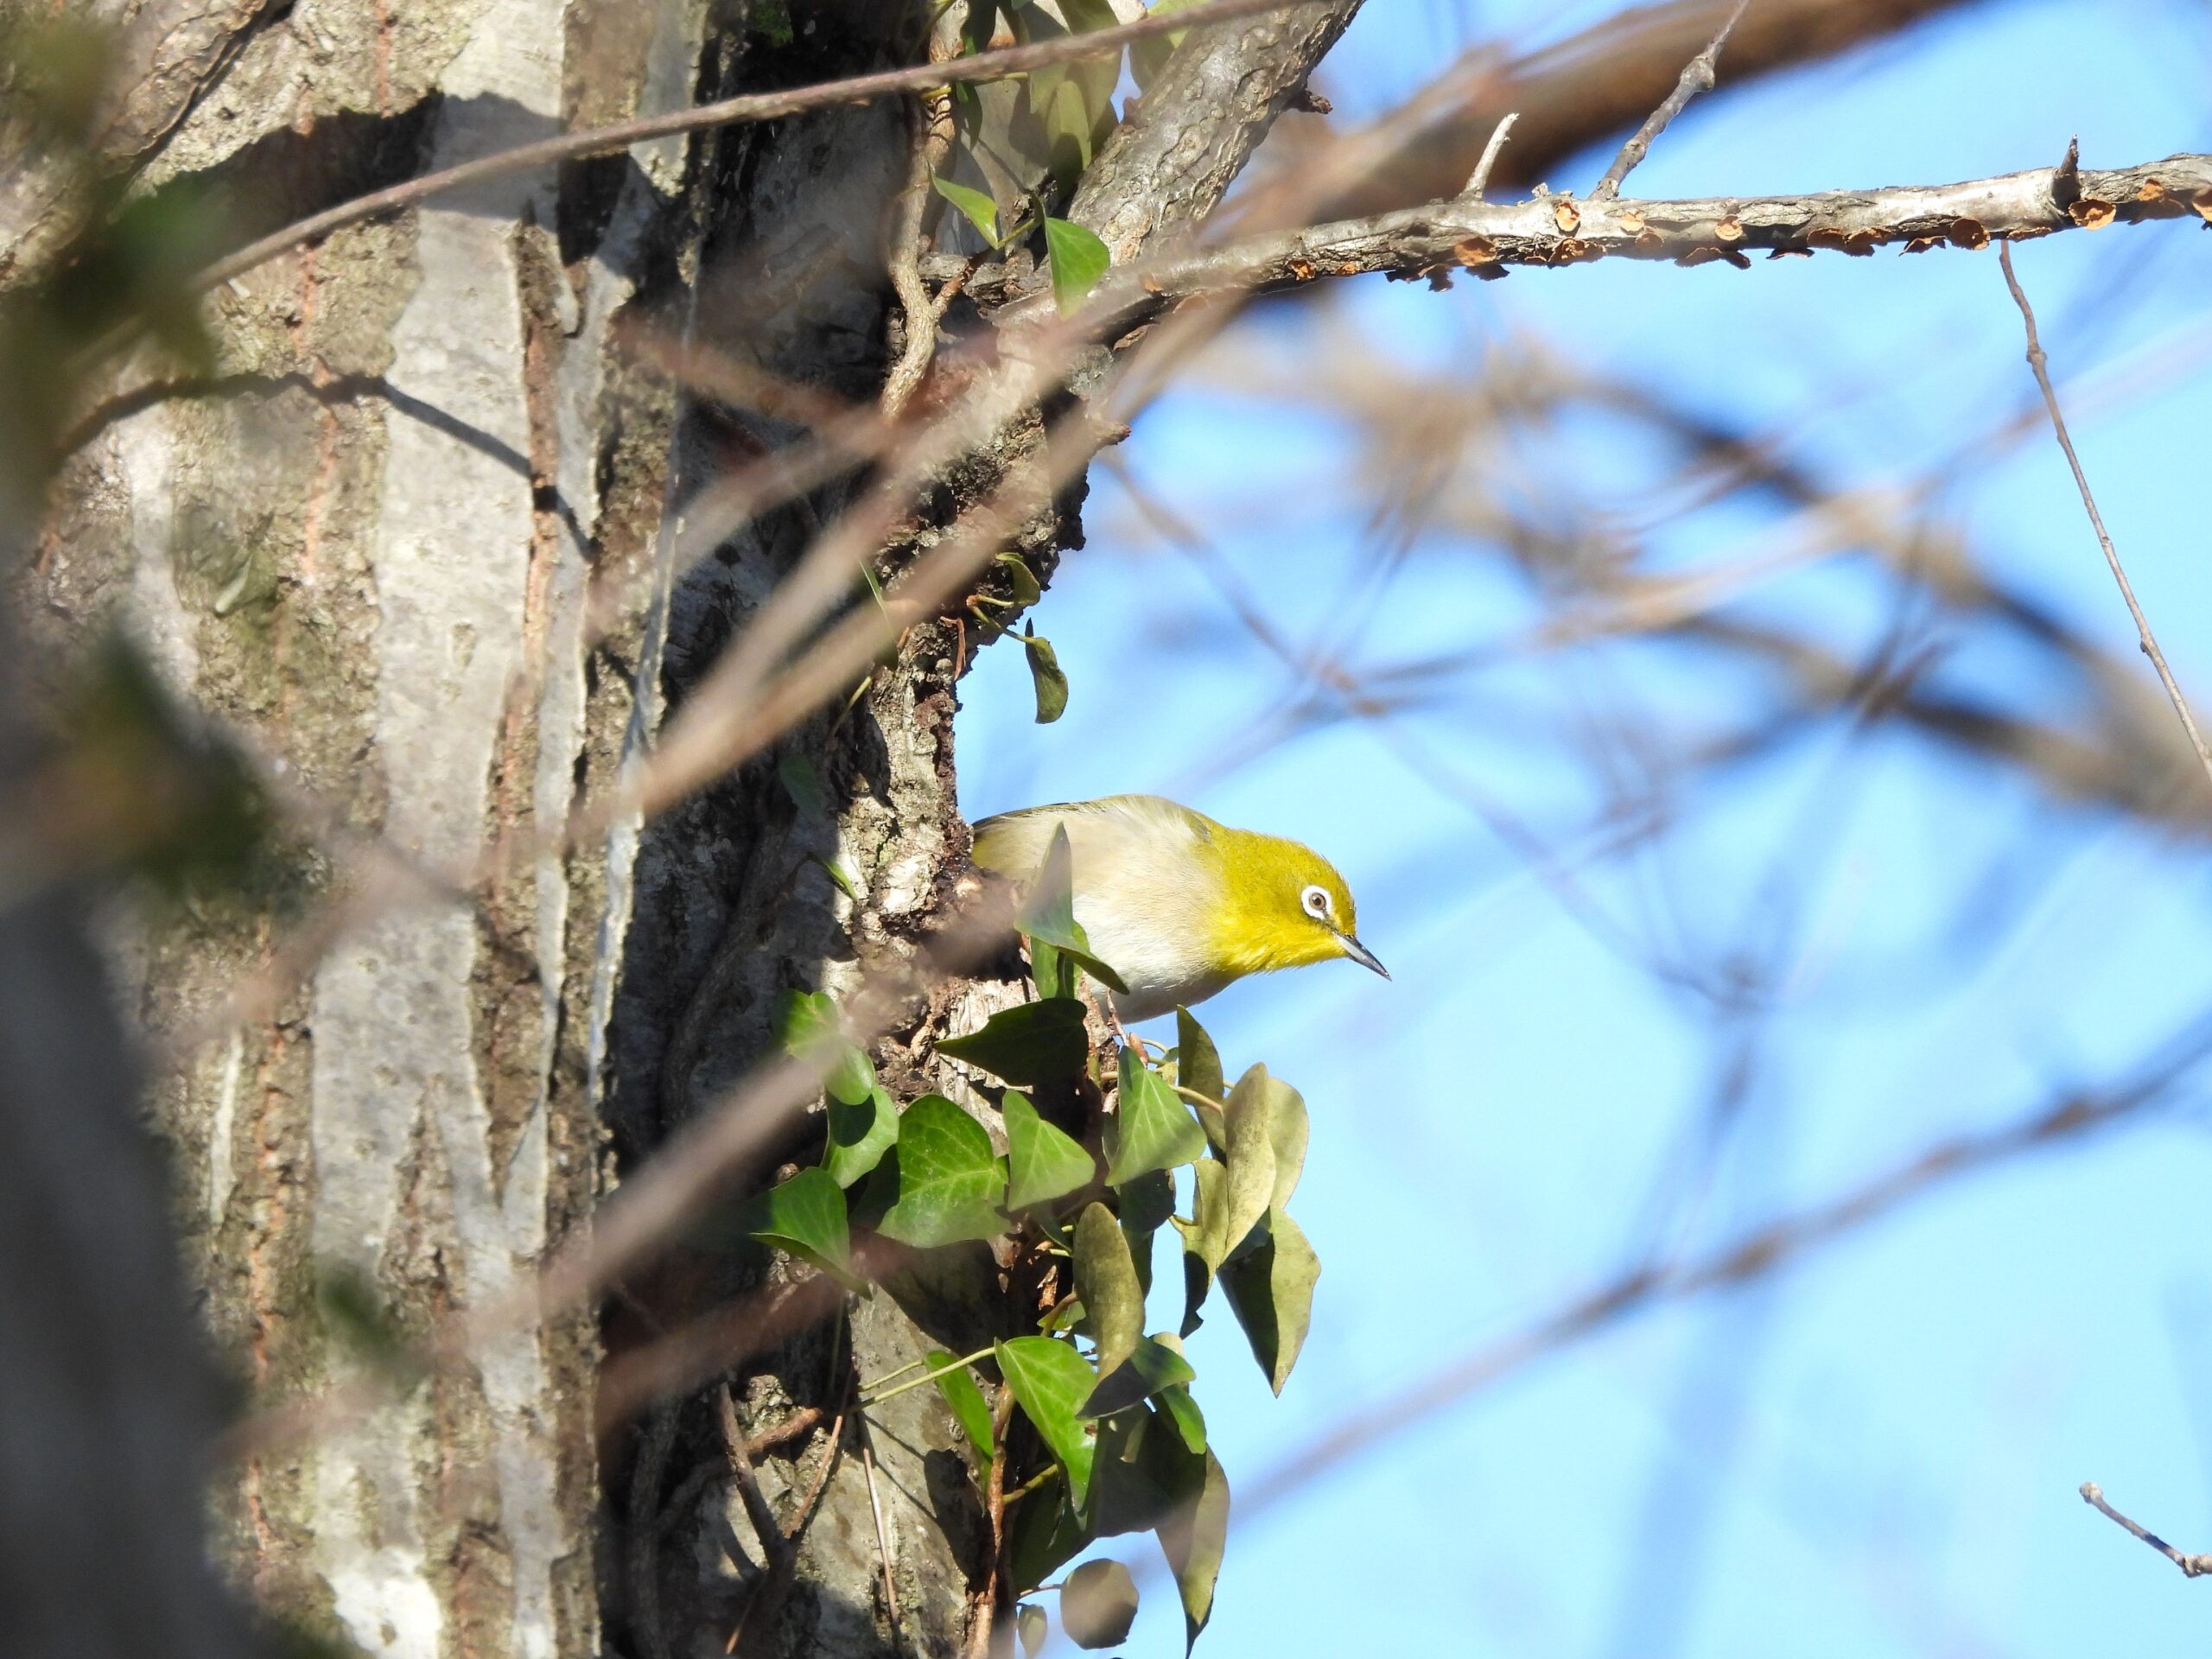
[1590,0,1751,201]
[1338,0,1986,214]
[1998,241,2212,794]
[1078,152,2212,320]
[2079,1483,2212,1578]
[1463,113,1519,200]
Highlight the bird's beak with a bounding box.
[1337,931,1389,980]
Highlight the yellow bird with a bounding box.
[970,793,1388,1021]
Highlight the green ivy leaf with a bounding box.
[1023,623,1071,722]
[938,997,1091,1085]
[997,551,1043,607]
[1043,216,1111,315]
[1215,1064,1281,1265]
[1073,1202,1142,1377]
[1156,1449,1230,1652]
[748,1168,861,1290]
[1217,1205,1319,1395]
[1081,1334,1196,1420]
[1019,823,1127,993]
[1005,1090,1096,1211]
[1009,1471,1086,1593]
[1016,1603,1048,1659]
[875,1096,1007,1248]
[929,1348,995,1476]
[1059,1559,1138,1649]
[1173,1159,1227,1337]
[1105,1046,1207,1185]
[823,1084,899,1187]
[773,988,874,1106]
[1157,1384,1206,1455]
[995,1335,1099,1508]
[776,748,828,820]
[931,173,1003,247]
[810,852,861,900]
[1173,1005,1225,1146]
[1116,1166,1173,1299]
[1261,1072,1309,1211]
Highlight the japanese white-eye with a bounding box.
[970,793,1388,1021]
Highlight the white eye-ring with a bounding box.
[1300,883,1332,920]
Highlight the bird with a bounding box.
[969,793,1387,1022]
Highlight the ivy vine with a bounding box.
[747,827,1319,1651]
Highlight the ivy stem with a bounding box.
[1000,1463,1061,1507]
[1171,1084,1227,1116]
[860,1344,995,1408]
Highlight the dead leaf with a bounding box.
[1555,237,1591,261]
[1634,229,1663,252]
[2068,197,2115,229]
[2139,178,2171,202]
[1807,227,1847,250]
[1287,257,1315,282]
[1552,199,1580,233]
[1714,216,1744,243]
[1947,217,1989,250]
[1842,230,1877,256]
[1677,246,1723,267]
[1902,235,1940,254]
[1618,210,1647,234]
[1452,235,1500,266]
[1769,246,1812,259]
[2193,190,2212,225]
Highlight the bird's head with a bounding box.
[1211,830,1389,983]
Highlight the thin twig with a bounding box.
[1999,242,2212,791]
[715,1384,791,1573]
[1462,111,1518,200]
[858,1417,902,1639]
[158,0,1300,307]
[2079,1483,2212,1577]
[881,81,957,419]
[966,1388,1019,1659]
[1591,0,1751,201]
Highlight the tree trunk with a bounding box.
[18,3,1357,1656]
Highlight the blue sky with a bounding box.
[957,3,2212,1653]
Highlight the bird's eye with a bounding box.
[1301,884,1332,919]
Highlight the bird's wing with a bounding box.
[970,794,1208,878]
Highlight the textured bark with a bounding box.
[0,0,285,286]
[17,3,1367,1656]
[1068,0,1363,260]
[23,0,711,1649]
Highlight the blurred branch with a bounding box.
[1999,240,2212,794]
[1334,0,1992,214]
[1245,1001,2212,1520]
[1590,0,1750,201]
[2079,1482,2212,1578]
